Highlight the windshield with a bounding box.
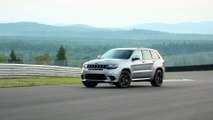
[101,50,134,59]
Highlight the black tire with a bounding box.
[115,70,131,88]
[151,69,163,87]
[82,81,98,88]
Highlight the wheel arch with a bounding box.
[156,67,163,72]
[151,67,164,80]
[121,68,131,75]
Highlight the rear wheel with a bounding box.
[115,70,131,88]
[151,70,163,87]
[82,81,98,88]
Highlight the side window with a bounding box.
[142,50,152,60]
[134,50,143,60]
[151,51,160,59]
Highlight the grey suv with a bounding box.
[81,48,165,88]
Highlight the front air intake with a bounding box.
[85,74,107,80]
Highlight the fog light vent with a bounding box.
[109,76,116,80]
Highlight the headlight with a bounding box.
[107,64,118,69]
[83,64,87,69]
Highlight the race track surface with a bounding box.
[0,71,213,120]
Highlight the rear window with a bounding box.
[151,51,160,59]
[142,50,152,60]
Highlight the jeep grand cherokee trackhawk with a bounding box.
[81,48,165,88]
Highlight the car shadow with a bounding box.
[80,84,181,90]
[81,84,155,89]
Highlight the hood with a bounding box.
[85,59,128,65]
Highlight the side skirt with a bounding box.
[132,78,151,82]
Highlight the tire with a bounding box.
[115,70,131,88]
[151,69,163,87]
[82,81,98,88]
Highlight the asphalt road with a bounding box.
[0,71,213,120]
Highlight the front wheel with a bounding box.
[115,70,131,88]
[82,81,98,88]
[151,70,163,87]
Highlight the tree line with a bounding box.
[1,38,213,67]
[2,45,67,66]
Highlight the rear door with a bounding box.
[140,50,154,78]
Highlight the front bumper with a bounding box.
[81,69,120,83]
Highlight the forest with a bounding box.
[0,22,213,67]
[1,37,213,67]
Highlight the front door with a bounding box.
[131,50,143,79]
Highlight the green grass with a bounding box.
[0,77,182,88]
[0,77,81,88]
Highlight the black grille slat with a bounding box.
[85,74,107,80]
[87,64,107,70]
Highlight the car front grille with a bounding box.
[85,74,107,80]
[87,64,108,70]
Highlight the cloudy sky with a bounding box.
[0,0,212,27]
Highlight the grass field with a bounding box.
[0,77,81,88]
[0,77,179,88]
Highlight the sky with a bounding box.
[0,0,213,27]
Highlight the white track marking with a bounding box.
[164,79,195,82]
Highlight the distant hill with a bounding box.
[127,21,213,34]
[0,22,213,41]
[0,22,103,32]
[0,22,55,31]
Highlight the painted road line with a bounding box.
[164,79,195,82]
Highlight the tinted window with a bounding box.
[142,50,152,60]
[133,50,143,60]
[101,50,134,59]
[151,51,160,59]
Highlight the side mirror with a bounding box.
[97,55,102,59]
[132,55,140,61]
